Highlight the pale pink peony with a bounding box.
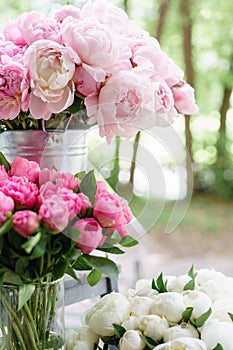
[0,176,38,209]
[61,16,130,81]
[172,81,199,115]
[24,39,75,120]
[39,168,80,191]
[16,11,61,45]
[0,40,25,61]
[10,157,40,183]
[0,191,14,225]
[94,192,133,236]
[73,65,101,97]
[39,195,70,232]
[80,0,129,35]
[0,166,8,181]
[74,218,105,254]
[152,76,178,126]
[13,210,39,238]
[0,55,30,120]
[54,5,81,22]
[87,70,156,142]
[3,20,27,46]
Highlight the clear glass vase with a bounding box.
[0,279,65,350]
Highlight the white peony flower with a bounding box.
[211,297,233,322]
[164,323,199,342]
[119,330,145,350]
[140,314,169,341]
[150,292,186,324]
[88,292,130,336]
[154,337,207,350]
[130,296,152,316]
[122,316,142,331]
[65,326,99,350]
[201,319,233,350]
[135,278,153,296]
[167,274,192,293]
[182,290,212,320]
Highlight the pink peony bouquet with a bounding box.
[0,152,136,288]
[0,0,198,142]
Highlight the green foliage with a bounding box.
[152,272,168,293]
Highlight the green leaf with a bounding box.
[65,263,79,281]
[212,344,224,350]
[152,272,168,293]
[120,235,138,247]
[15,257,30,275]
[74,171,86,181]
[3,271,22,285]
[187,265,197,279]
[84,255,118,281]
[87,269,102,286]
[52,258,68,280]
[30,236,47,259]
[73,255,92,270]
[0,152,10,171]
[104,230,122,245]
[228,312,233,322]
[184,279,195,291]
[0,217,12,237]
[97,245,125,254]
[182,307,193,323]
[79,170,97,204]
[113,324,126,338]
[18,283,35,310]
[194,307,212,328]
[21,232,41,254]
[100,336,117,346]
[140,335,160,349]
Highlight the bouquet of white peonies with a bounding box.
[66,266,233,350]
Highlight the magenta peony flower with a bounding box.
[74,218,105,254]
[13,210,39,238]
[24,39,75,120]
[0,191,14,225]
[0,166,8,181]
[39,194,70,232]
[39,168,80,191]
[10,157,40,183]
[0,176,38,209]
[94,192,133,236]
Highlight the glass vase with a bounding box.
[0,279,65,350]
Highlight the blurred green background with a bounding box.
[1,0,233,266]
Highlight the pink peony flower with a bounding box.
[74,218,105,254]
[24,39,75,120]
[39,168,80,191]
[10,157,40,183]
[87,70,156,142]
[61,16,130,81]
[13,210,39,238]
[0,176,38,209]
[54,5,81,23]
[16,11,61,45]
[0,191,14,225]
[0,166,8,181]
[172,81,199,115]
[3,20,27,46]
[73,65,101,97]
[152,76,178,126]
[76,192,92,217]
[95,181,109,199]
[39,195,70,232]
[0,55,30,120]
[94,192,133,236]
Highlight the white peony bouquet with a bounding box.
[66,267,233,350]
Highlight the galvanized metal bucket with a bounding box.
[0,129,88,173]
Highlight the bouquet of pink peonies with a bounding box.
[0,0,198,142]
[0,152,136,287]
[0,152,137,349]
